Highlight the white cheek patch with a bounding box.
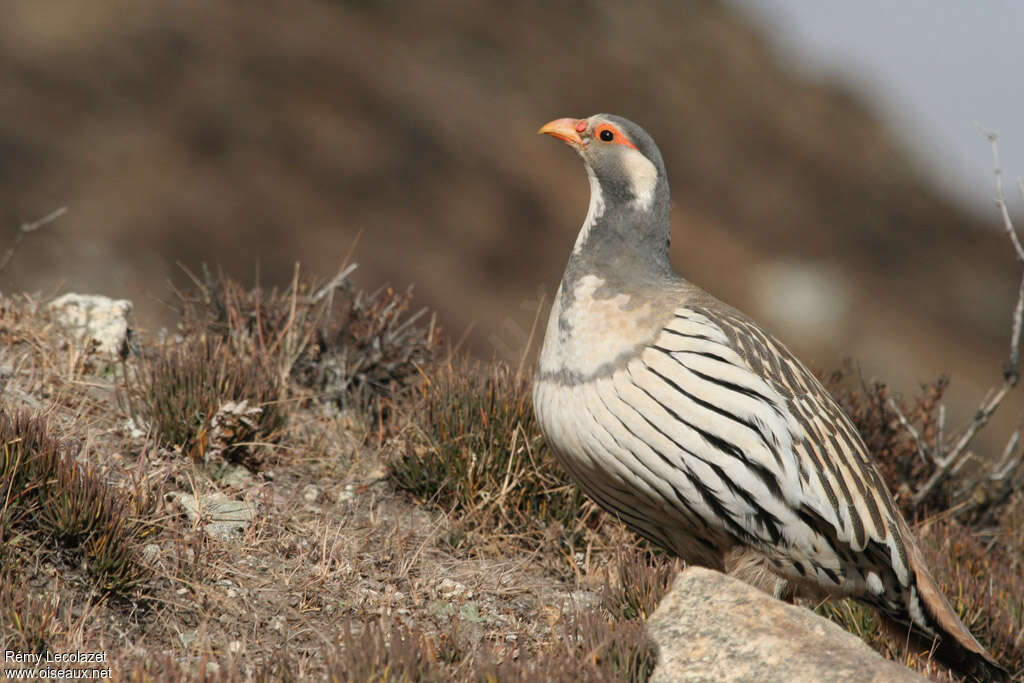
[620,147,658,211]
[572,165,606,255]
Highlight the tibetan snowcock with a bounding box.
[532,113,1007,682]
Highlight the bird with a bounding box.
[531,113,1008,681]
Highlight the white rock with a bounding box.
[48,293,133,357]
[648,567,925,682]
[337,483,356,503]
[219,465,256,490]
[302,484,320,503]
[438,577,472,600]
[168,491,256,541]
[124,418,147,440]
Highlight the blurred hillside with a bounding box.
[1,0,1020,446]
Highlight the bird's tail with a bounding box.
[889,521,1008,682]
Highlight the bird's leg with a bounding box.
[723,547,795,602]
[772,577,795,603]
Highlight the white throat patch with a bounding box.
[621,147,658,211]
[572,165,606,255]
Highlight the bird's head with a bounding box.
[539,113,671,276]
[538,114,668,213]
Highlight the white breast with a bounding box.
[537,274,664,379]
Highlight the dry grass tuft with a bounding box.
[120,334,285,466]
[0,411,153,603]
[0,558,59,653]
[388,360,600,555]
[173,264,441,416]
[291,282,441,416]
[320,611,657,682]
[121,264,440,468]
[604,549,681,622]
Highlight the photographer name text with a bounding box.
[5,651,108,665]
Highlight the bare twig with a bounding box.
[911,134,1024,508]
[312,262,358,303]
[990,134,1024,263]
[0,207,67,275]
[993,424,1022,481]
[911,313,1017,508]
[956,422,1024,526]
[886,397,928,463]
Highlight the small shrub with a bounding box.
[120,335,285,465]
[916,518,1024,673]
[558,610,658,683]
[173,265,441,416]
[604,548,680,621]
[823,368,1024,675]
[388,361,599,553]
[483,610,657,682]
[329,619,455,681]
[293,283,441,416]
[0,410,152,597]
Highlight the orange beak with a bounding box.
[538,118,584,147]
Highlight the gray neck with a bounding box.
[564,171,674,289]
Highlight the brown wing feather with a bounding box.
[693,305,1008,681]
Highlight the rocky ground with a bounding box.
[0,266,1020,681]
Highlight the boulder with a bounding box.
[48,293,133,357]
[647,567,925,682]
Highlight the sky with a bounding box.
[729,0,1024,216]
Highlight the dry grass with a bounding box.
[0,410,154,653]
[388,360,602,559]
[172,264,441,417]
[119,334,286,466]
[0,280,665,682]
[0,272,1020,681]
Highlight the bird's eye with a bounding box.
[599,129,615,142]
